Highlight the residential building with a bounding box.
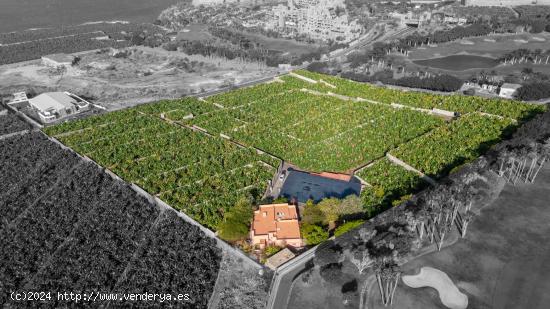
[279,168,362,203]
[499,83,522,99]
[41,53,75,69]
[29,92,90,123]
[250,203,304,249]
[271,0,361,42]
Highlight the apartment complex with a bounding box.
[271,0,361,42]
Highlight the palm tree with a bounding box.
[375,260,401,306]
[437,221,452,251]
[461,210,475,238]
[530,139,550,183]
[389,268,401,306]
[353,249,374,309]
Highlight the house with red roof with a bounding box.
[250,203,304,249]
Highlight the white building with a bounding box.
[499,83,522,99]
[41,53,75,69]
[29,92,90,123]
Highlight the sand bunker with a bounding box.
[402,267,468,309]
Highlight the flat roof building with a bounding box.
[279,168,361,203]
[29,92,89,123]
[499,83,522,99]
[265,248,296,270]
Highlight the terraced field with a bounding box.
[45,99,277,230]
[45,70,545,223]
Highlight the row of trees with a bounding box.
[341,71,464,92]
[310,109,550,307]
[492,108,550,184]
[0,23,166,65]
[313,164,502,306]
[347,172,484,306]
[348,24,493,65]
[498,48,550,65]
[497,139,550,184]
[165,39,273,64]
[165,38,326,67]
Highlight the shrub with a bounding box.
[515,82,550,101]
[301,200,325,226]
[273,196,288,203]
[264,245,282,257]
[302,224,329,246]
[334,220,365,237]
[319,263,346,285]
[217,198,253,242]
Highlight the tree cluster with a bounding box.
[490,109,550,185]
[515,82,550,101]
[217,197,254,242]
[301,196,364,245]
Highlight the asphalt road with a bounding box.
[266,246,317,309]
[194,73,289,99]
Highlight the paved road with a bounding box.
[266,246,317,309]
[193,73,288,99]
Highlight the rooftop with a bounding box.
[252,203,301,240]
[29,92,77,113]
[265,248,296,270]
[501,83,522,90]
[42,53,75,64]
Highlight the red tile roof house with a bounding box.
[250,203,304,249]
